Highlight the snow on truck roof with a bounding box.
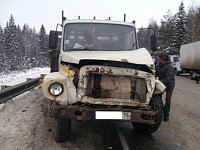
[63,19,136,27]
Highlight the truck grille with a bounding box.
[86,74,146,102]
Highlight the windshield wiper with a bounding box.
[68,47,95,51]
[129,43,136,51]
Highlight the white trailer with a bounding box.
[175,41,200,79]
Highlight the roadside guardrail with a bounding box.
[0,76,44,104]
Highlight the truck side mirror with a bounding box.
[49,30,58,49]
[150,35,157,51]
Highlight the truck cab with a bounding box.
[39,17,165,142]
[169,55,179,68]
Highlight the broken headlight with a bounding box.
[49,83,63,96]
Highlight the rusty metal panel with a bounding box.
[78,65,155,105]
[101,76,131,99]
[40,64,161,106]
[81,96,150,107]
[50,104,155,124]
[135,78,146,102]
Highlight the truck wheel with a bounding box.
[175,69,180,76]
[132,95,163,134]
[189,72,193,80]
[50,101,71,142]
[189,71,196,80]
[196,76,200,84]
[51,117,71,142]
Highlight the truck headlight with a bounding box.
[49,83,63,96]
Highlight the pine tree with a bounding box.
[1,14,51,72]
[195,7,200,41]
[137,27,149,50]
[4,15,19,71]
[0,25,4,73]
[27,27,38,68]
[15,25,23,69]
[38,24,49,67]
[172,1,188,53]
[30,27,39,68]
[16,25,23,69]
[21,24,33,69]
[158,10,175,53]
[187,6,200,42]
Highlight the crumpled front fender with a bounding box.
[154,80,166,94]
[39,72,77,105]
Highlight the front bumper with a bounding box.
[50,105,157,124]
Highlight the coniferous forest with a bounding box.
[0,1,200,74]
[138,2,200,54]
[0,15,49,75]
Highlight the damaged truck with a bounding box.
[39,12,166,142]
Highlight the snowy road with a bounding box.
[0,68,106,149]
[0,89,49,149]
[0,70,200,150]
[0,89,107,150]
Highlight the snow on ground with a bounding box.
[0,88,54,150]
[0,67,51,149]
[0,67,50,86]
[0,67,99,149]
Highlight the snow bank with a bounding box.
[0,67,50,86]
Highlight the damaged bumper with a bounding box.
[50,104,157,124]
[40,64,165,107]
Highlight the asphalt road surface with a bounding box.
[0,75,200,150]
[121,75,200,150]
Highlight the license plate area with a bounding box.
[95,111,131,120]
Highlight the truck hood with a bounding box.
[61,48,154,66]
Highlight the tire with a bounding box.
[132,95,163,134]
[189,72,193,80]
[196,75,200,84]
[50,101,71,142]
[189,71,196,80]
[175,69,180,76]
[51,117,71,142]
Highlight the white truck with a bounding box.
[39,12,166,142]
[169,55,179,68]
[175,41,200,79]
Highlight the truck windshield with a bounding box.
[63,23,137,51]
[173,57,179,62]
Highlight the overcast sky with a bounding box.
[0,0,200,33]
